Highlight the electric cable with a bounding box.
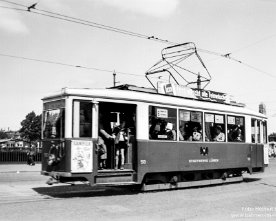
[0,0,275,78]
[0,0,173,44]
[0,52,144,77]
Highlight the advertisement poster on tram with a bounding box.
[71,140,93,173]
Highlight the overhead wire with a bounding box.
[0,0,173,44]
[0,4,26,11]
[237,61,276,78]
[0,0,275,78]
[198,48,276,78]
[231,34,276,54]
[0,0,25,8]
[0,52,145,77]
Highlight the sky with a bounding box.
[0,0,276,133]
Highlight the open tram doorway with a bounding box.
[98,102,136,171]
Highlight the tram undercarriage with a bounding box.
[43,166,263,192]
[141,169,244,191]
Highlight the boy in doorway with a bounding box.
[113,120,129,170]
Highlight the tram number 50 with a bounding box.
[140,160,147,165]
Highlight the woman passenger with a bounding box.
[213,125,225,142]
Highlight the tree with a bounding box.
[19,111,41,145]
[0,130,8,139]
[269,133,276,142]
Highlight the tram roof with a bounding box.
[42,86,266,119]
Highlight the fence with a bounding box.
[0,150,42,163]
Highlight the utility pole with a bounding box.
[113,70,119,87]
[197,73,201,89]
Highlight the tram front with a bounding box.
[41,96,97,185]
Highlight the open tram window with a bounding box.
[73,101,92,138]
[227,116,245,142]
[149,106,177,140]
[179,110,203,141]
[205,113,225,142]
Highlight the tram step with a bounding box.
[96,169,135,184]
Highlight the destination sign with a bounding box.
[157,82,231,104]
[192,89,229,103]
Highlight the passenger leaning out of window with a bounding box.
[213,125,225,142]
[113,120,129,170]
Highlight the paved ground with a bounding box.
[0,163,41,173]
[1,160,276,221]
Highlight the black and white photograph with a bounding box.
[0,0,276,220]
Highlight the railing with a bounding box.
[0,150,42,163]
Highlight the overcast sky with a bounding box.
[0,0,275,133]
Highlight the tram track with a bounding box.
[0,179,271,205]
[0,196,56,205]
[0,182,135,205]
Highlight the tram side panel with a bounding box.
[42,140,69,173]
[136,140,264,183]
[250,144,264,172]
[41,139,97,184]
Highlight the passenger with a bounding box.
[213,125,225,142]
[98,113,113,170]
[229,126,243,142]
[234,128,243,142]
[191,126,202,141]
[165,122,176,140]
[179,125,185,141]
[149,122,161,139]
[204,133,210,142]
[113,120,129,170]
[97,136,107,170]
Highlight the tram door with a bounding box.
[98,102,136,170]
[250,119,264,168]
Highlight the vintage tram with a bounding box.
[41,84,268,190]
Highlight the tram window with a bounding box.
[251,119,261,143]
[256,120,260,143]
[73,101,92,138]
[43,108,65,139]
[179,110,202,141]
[149,106,177,140]
[227,116,245,142]
[251,119,255,143]
[205,113,225,142]
[263,120,268,144]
